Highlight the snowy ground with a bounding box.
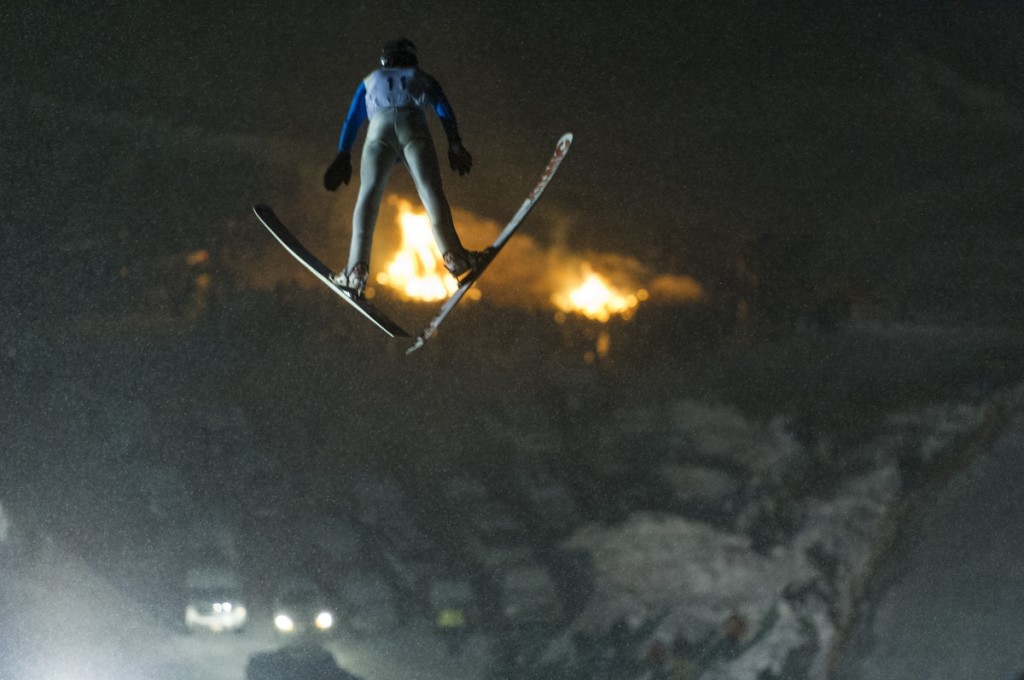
[2,323,1022,680]
[532,383,1023,679]
[3,394,1021,680]
[0,542,490,680]
[834,409,1024,680]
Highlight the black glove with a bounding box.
[323,152,352,191]
[448,141,472,176]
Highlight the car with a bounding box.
[428,576,477,654]
[272,578,336,636]
[335,571,400,635]
[428,576,478,629]
[463,500,534,570]
[184,566,248,633]
[372,516,439,596]
[306,520,366,570]
[510,467,582,537]
[246,642,363,680]
[496,561,562,626]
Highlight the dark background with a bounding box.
[5,1,1023,326]
[4,0,1024,509]
[2,3,1024,677]
[3,0,1023,511]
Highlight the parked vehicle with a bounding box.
[429,577,477,629]
[510,467,582,537]
[429,577,477,654]
[246,642,362,680]
[496,561,562,626]
[373,518,438,597]
[272,578,336,637]
[335,571,400,635]
[184,566,248,633]
[463,500,534,570]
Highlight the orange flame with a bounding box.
[375,198,464,302]
[552,263,647,322]
[366,194,701,320]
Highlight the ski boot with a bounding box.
[331,262,369,297]
[443,248,494,283]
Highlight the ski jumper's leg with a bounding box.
[394,108,466,257]
[349,110,401,271]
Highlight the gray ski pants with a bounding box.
[348,106,464,272]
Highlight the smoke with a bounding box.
[237,192,705,318]
[648,273,706,303]
[443,205,707,312]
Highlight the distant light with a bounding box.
[274,614,295,632]
[186,249,210,266]
[315,611,334,630]
[596,330,611,358]
[552,264,641,322]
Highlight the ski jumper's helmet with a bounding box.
[380,38,418,67]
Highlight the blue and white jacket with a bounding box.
[337,68,462,153]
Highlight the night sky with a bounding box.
[5,1,1022,328]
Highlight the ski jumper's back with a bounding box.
[338,67,465,270]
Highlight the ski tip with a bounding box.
[406,337,425,355]
[554,133,573,156]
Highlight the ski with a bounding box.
[407,132,573,354]
[252,204,410,338]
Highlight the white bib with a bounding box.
[363,68,429,120]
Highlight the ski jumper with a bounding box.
[337,67,466,273]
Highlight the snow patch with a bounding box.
[883,402,987,463]
[6,539,166,680]
[669,401,803,474]
[566,512,814,635]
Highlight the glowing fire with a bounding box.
[372,196,687,325]
[376,198,463,302]
[552,264,647,322]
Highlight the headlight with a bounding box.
[274,614,295,632]
[315,611,334,630]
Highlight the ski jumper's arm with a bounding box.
[337,82,368,153]
[423,74,462,144]
[421,71,472,175]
